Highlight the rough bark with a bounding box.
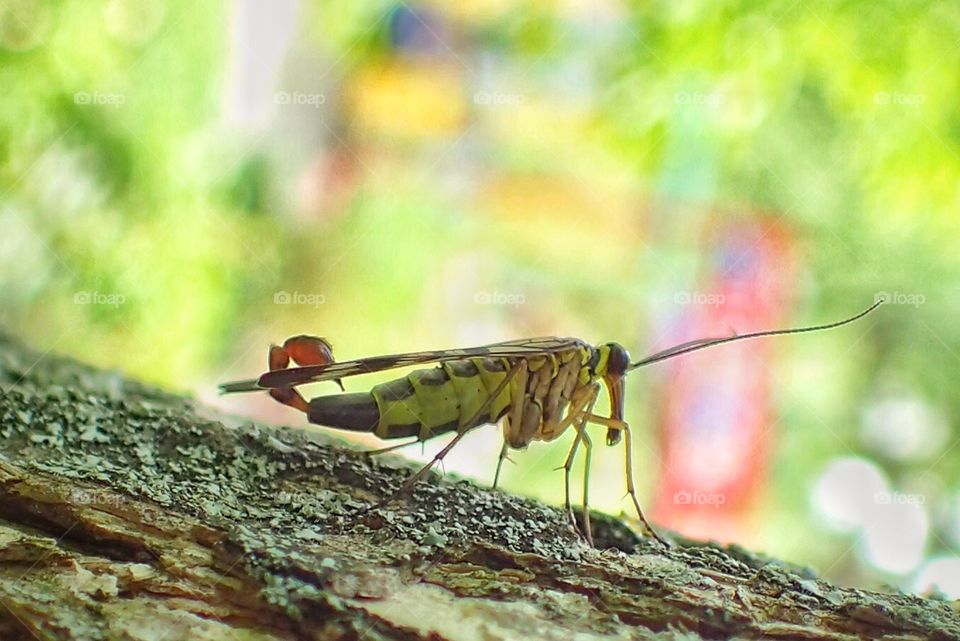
[0,330,956,641]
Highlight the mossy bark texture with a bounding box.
[0,332,957,640]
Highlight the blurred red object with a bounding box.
[653,216,799,543]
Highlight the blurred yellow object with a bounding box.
[348,62,467,140]
[481,173,645,276]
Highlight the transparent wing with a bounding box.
[219,336,584,393]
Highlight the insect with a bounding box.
[220,300,883,546]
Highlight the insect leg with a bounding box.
[492,439,511,489]
[587,412,669,546]
[575,388,600,546]
[354,439,421,456]
[581,414,624,429]
[558,385,600,542]
[561,429,583,524]
[620,423,670,545]
[565,387,600,545]
[505,360,530,447]
[579,428,594,546]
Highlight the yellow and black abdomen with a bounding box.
[306,357,514,441]
[373,357,514,440]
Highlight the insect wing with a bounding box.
[243,337,582,390]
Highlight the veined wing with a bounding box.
[219,336,585,394]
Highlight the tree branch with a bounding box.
[0,331,956,640]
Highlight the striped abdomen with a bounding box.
[307,357,514,441]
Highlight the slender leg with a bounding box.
[579,412,669,546]
[582,413,626,429]
[495,359,528,489]
[562,428,584,528]
[379,361,522,504]
[400,429,471,491]
[575,388,600,545]
[492,439,511,489]
[579,427,594,546]
[506,361,529,444]
[353,439,420,456]
[620,423,670,546]
[559,386,599,541]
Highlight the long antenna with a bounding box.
[628,299,884,371]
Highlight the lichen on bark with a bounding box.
[0,331,957,640]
